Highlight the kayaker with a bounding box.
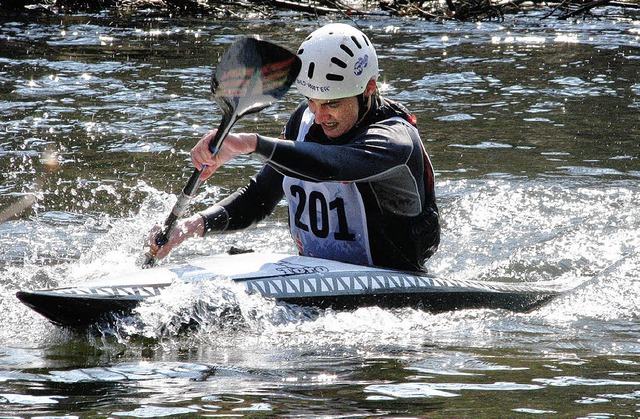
[148,23,440,272]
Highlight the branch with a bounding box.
[558,0,612,19]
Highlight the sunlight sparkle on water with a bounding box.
[314,373,337,383]
[492,36,546,45]
[99,36,114,46]
[555,33,579,43]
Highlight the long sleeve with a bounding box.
[199,164,284,235]
[254,120,416,183]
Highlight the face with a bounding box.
[306,96,360,139]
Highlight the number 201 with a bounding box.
[290,185,356,241]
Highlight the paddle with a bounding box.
[143,37,301,268]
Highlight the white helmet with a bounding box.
[295,23,378,100]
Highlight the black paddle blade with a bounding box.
[210,37,301,120]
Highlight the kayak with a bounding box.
[16,252,564,328]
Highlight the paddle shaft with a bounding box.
[143,114,234,267]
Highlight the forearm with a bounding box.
[199,165,284,236]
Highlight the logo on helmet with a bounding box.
[354,54,369,76]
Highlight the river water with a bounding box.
[1,9,639,418]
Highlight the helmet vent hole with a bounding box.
[326,73,344,81]
[330,57,347,69]
[297,48,304,55]
[307,62,315,79]
[340,44,354,57]
[350,36,362,49]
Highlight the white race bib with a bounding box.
[282,109,372,265]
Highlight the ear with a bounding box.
[364,77,377,97]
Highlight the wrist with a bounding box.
[254,135,278,160]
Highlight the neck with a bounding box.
[355,92,378,128]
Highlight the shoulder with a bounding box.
[354,96,419,139]
[378,97,417,127]
[361,117,419,144]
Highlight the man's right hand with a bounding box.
[191,130,258,181]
